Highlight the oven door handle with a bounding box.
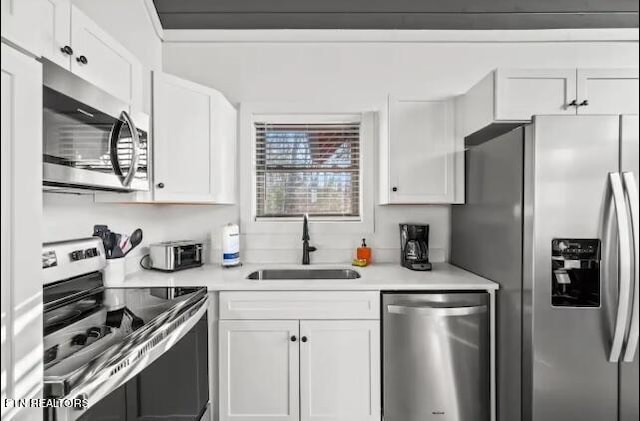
[109,110,141,187]
[60,295,208,421]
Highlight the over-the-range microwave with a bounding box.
[42,59,150,192]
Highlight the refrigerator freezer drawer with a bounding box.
[383,292,490,421]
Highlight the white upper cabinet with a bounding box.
[576,69,639,115]
[460,68,639,136]
[299,320,380,421]
[69,5,142,109]
[38,0,72,68]
[494,68,577,120]
[380,96,462,204]
[1,0,71,67]
[153,72,237,203]
[1,0,142,108]
[2,0,44,57]
[1,43,43,420]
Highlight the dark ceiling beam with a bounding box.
[156,12,638,30]
[153,0,639,29]
[154,0,639,14]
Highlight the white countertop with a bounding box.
[118,262,498,291]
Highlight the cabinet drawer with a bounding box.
[219,291,380,320]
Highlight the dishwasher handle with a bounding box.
[387,304,487,317]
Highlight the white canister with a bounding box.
[222,223,240,266]
[102,257,126,287]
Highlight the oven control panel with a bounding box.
[70,247,100,261]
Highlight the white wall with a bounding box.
[160,34,639,264]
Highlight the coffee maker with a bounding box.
[399,223,432,271]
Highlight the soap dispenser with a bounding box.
[357,238,372,264]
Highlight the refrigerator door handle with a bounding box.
[609,172,634,363]
[622,171,639,362]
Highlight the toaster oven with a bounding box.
[148,241,204,272]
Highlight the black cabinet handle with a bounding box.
[76,55,88,65]
[60,45,73,55]
[156,182,165,189]
[579,100,589,107]
[290,335,297,342]
[301,336,308,343]
[392,187,398,192]
[568,100,578,107]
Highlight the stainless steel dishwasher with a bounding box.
[383,292,489,421]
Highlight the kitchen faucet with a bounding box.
[302,213,317,265]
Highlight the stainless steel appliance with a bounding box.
[43,238,209,421]
[451,115,639,421]
[399,223,432,270]
[383,292,490,421]
[148,240,204,271]
[42,60,150,192]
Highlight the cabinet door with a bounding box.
[495,69,577,120]
[388,97,456,203]
[1,0,71,67]
[153,72,218,203]
[36,0,71,68]
[1,43,43,420]
[70,5,142,107]
[1,0,41,55]
[299,320,380,421]
[219,320,299,421]
[576,69,639,115]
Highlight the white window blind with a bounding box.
[255,121,361,218]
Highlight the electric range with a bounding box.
[42,238,209,421]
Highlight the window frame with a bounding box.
[254,114,362,220]
[240,102,378,235]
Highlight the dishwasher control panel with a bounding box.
[551,238,601,308]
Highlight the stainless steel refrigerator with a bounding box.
[451,115,639,421]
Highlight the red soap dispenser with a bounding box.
[357,238,372,264]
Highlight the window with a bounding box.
[254,119,361,218]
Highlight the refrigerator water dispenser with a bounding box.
[551,239,601,307]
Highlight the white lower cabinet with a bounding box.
[299,320,380,421]
[219,320,300,421]
[218,292,381,421]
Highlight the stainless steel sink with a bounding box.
[247,269,361,280]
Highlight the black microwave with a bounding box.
[42,60,150,192]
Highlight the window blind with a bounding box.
[255,121,361,218]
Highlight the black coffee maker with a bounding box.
[399,223,432,271]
